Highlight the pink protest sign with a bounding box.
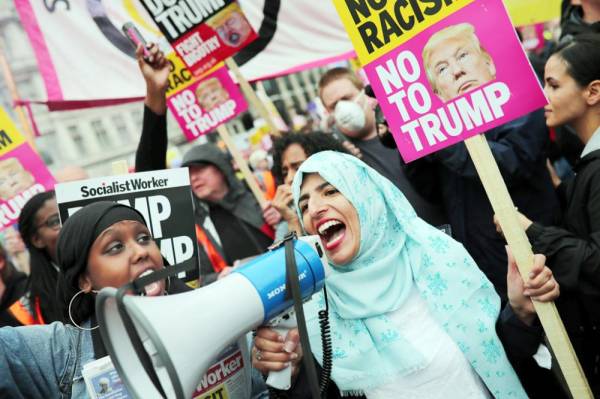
[0,109,56,230]
[167,65,247,141]
[362,0,547,162]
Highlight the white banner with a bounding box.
[15,0,354,110]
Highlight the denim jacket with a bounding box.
[0,321,269,399]
[0,322,93,399]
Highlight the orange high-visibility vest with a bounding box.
[8,296,45,326]
[259,171,276,200]
[195,224,228,273]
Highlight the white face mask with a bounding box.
[334,91,366,133]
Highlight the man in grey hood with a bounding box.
[180,143,280,278]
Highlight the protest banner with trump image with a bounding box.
[166,56,248,141]
[0,108,56,231]
[140,0,257,76]
[333,0,547,162]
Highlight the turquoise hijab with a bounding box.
[291,151,526,398]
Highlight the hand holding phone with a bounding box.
[122,22,151,60]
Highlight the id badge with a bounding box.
[82,356,132,398]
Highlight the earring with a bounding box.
[68,289,99,331]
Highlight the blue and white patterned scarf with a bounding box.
[291,151,526,398]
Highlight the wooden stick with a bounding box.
[225,58,281,137]
[256,81,287,127]
[0,43,37,150]
[216,124,266,208]
[464,134,592,398]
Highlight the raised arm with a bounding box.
[134,43,170,172]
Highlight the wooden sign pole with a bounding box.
[464,134,592,398]
[256,81,287,128]
[225,58,281,137]
[216,124,266,209]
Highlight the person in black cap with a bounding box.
[0,202,183,398]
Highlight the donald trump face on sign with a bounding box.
[423,23,496,102]
[0,158,35,199]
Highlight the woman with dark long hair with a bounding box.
[5,190,62,325]
[505,33,600,396]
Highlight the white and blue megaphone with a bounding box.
[96,235,328,399]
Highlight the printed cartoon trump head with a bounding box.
[0,158,35,200]
[195,78,230,111]
[208,5,253,48]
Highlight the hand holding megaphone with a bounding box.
[253,324,303,389]
[266,313,297,389]
[96,235,329,399]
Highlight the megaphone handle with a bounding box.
[266,325,293,390]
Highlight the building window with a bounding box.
[91,119,111,147]
[111,115,130,143]
[67,125,87,155]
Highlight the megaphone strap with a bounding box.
[284,237,323,399]
[108,259,198,399]
[115,282,168,398]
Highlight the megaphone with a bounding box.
[96,235,328,399]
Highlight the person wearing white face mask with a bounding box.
[319,67,448,227]
[332,90,369,135]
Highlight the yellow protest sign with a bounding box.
[0,107,56,231]
[504,0,561,26]
[332,0,473,65]
[166,52,223,97]
[0,108,26,156]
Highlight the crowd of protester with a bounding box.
[0,1,599,397]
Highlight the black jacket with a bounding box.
[526,148,600,396]
[560,0,600,42]
[406,110,561,300]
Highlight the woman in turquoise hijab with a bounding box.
[254,151,559,398]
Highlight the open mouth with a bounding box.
[138,269,162,296]
[317,219,346,251]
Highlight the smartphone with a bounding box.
[122,22,150,59]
